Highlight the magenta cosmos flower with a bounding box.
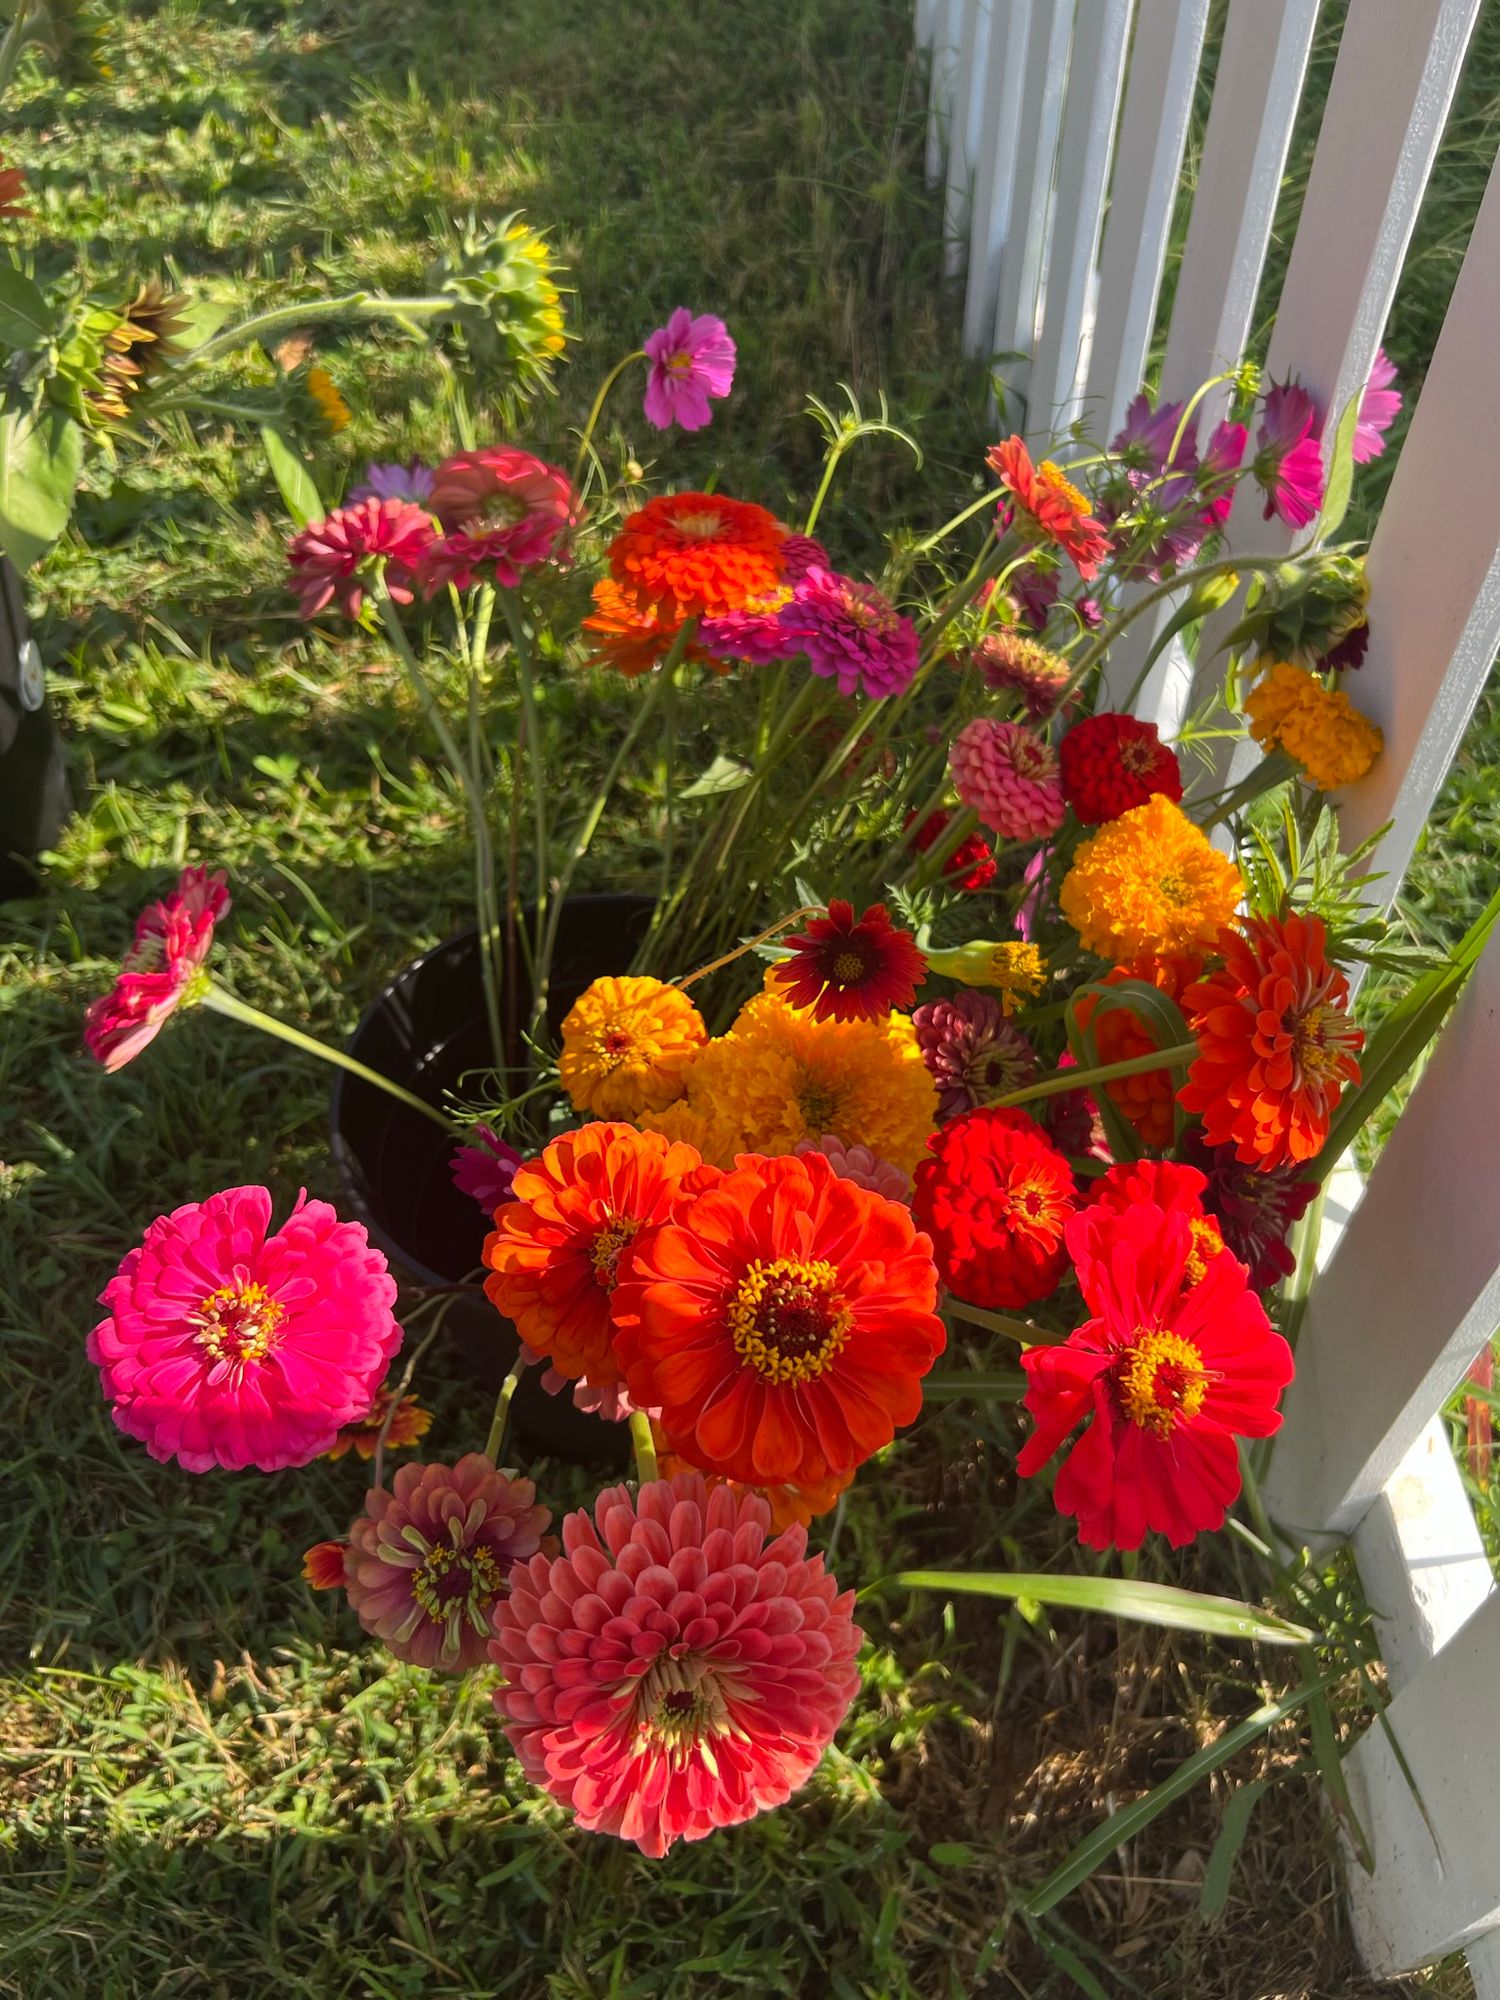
[1353,348,1401,463]
[286,497,436,620]
[450,1122,523,1214]
[90,1185,402,1472]
[348,458,436,506]
[1198,419,1248,530]
[949,717,1065,840]
[416,446,576,594]
[786,565,920,698]
[340,1455,551,1671]
[642,309,737,432]
[490,1472,862,1856]
[84,865,230,1073]
[1253,383,1325,528]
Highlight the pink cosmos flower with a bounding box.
[89,1185,402,1473]
[84,865,230,1073]
[343,1454,551,1671]
[348,459,436,506]
[286,497,436,620]
[450,1123,522,1214]
[949,717,1065,840]
[490,1473,862,1855]
[642,310,737,432]
[1353,348,1401,463]
[417,446,576,594]
[794,1133,911,1202]
[1253,384,1325,528]
[1199,420,1248,530]
[786,565,920,698]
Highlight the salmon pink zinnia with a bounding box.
[287,498,436,620]
[84,865,230,1073]
[643,309,737,432]
[417,445,575,593]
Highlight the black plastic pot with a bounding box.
[330,892,655,1465]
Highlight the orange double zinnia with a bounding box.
[608,491,788,621]
[988,436,1111,580]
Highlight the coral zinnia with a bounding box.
[490,1473,861,1854]
[483,1123,704,1386]
[949,717,1066,841]
[325,1384,433,1462]
[418,445,575,593]
[1018,1191,1293,1548]
[1178,912,1362,1168]
[609,491,787,621]
[558,975,707,1119]
[287,497,436,621]
[1058,712,1183,826]
[784,566,920,699]
[911,1105,1075,1310]
[643,308,737,432]
[1180,1130,1320,1291]
[90,1186,402,1473]
[1245,661,1382,790]
[903,808,997,890]
[1060,795,1243,964]
[612,1151,944,1486]
[988,436,1110,579]
[912,990,1037,1121]
[344,1455,550,1671]
[1073,956,1201,1151]
[84,864,230,1072]
[772,901,927,1024]
[971,628,1073,719]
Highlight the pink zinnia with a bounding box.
[642,309,737,432]
[779,533,830,580]
[490,1473,862,1856]
[286,497,436,620]
[1353,348,1401,463]
[450,1122,522,1214]
[1199,420,1248,530]
[1253,383,1324,528]
[794,1133,911,1202]
[343,1454,551,1671]
[788,565,919,699]
[417,446,576,593]
[949,717,1065,840]
[84,865,230,1073]
[89,1185,402,1473]
[697,590,797,665]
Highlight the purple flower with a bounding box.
[1253,383,1325,528]
[1109,393,1198,481]
[349,459,436,507]
[450,1123,522,1214]
[1323,619,1369,673]
[642,309,736,432]
[1009,558,1061,634]
[1181,1130,1319,1291]
[913,990,1037,1122]
[785,566,920,699]
[1353,347,1401,463]
[1199,420,1248,530]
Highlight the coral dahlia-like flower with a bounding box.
[1353,348,1401,463]
[1180,1129,1319,1291]
[89,1186,402,1473]
[1253,382,1325,528]
[772,901,927,1024]
[349,459,436,506]
[1073,957,1202,1151]
[418,445,576,594]
[1058,712,1183,826]
[490,1473,862,1854]
[912,1105,1075,1310]
[1178,912,1362,1169]
[1018,1191,1293,1549]
[793,1133,911,1203]
[325,1384,433,1462]
[612,1151,945,1486]
[971,628,1073,719]
[287,498,436,620]
[903,808,997,890]
[950,718,1065,841]
[1060,795,1243,965]
[450,1122,523,1214]
[609,492,787,621]
[582,577,718,678]
[912,990,1037,1121]
[559,975,707,1119]
[988,436,1110,579]
[483,1123,705,1387]
[84,864,230,1072]
[786,566,920,699]
[345,1454,550,1671]
[642,309,737,432]
[1245,661,1382,790]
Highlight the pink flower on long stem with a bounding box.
[642,310,737,432]
[417,446,576,593]
[84,865,230,1072]
[1353,348,1401,463]
[89,1185,403,1472]
[1253,384,1325,528]
[287,498,436,620]
[491,1473,862,1855]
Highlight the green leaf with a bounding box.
[927,1842,977,1868]
[0,265,58,350]
[0,403,82,569]
[259,425,324,528]
[885,1572,1313,1645]
[1198,1779,1269,1919]
[1311,392,1361,544]
[679,754,753,799]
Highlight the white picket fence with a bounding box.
[920,0,1500,1987]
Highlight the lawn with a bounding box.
[1,1,1495,1995]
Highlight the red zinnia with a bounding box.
[904,808,997,890]
[1059,712,1184,826]
[772,900,927,1023]
[609,491,787,621]
[417,445,575,593]
[1178,913,1363,1168]
[612,1151,945,1489]
[911,1105,1075,1310]
[1019,1190,1293,1549]
[286,498,436,620]
[84,864,230,1072]
[988,436,1110,580]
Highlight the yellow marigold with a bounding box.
[927,939,1045,1015]
[1060,794,1242,965]
[558,975,706,1120]
[305,364,350,434]
[1245,660,1382,791]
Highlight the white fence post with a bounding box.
[926,0,963,186]
[943,1,992,276]
[989,0,1074,423]
[962,0,1034,357]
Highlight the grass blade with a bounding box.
[885,1571,1313,1645]
[1198,1779,1269,1919]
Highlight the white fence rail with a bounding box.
[921,1,1500,1988]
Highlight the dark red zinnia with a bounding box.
[772,901,927,1024]
[903,809,997,891]
[1180,1130,1320,1291]
[1058,712,1184,826]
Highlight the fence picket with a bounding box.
[943,0,992,276]
[926,0,963,185]
[962,0,1034,356]
[989,0,1074,421]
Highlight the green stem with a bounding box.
[571,349,646,492]
[944,1302,1049,1343]
[629,1409,659,1483]
[483,1359,528,1462]
[992,1042,1200,1110]
[1058,552,1290,708]
[910,483,1005,555]
[500,593,553,1042]
[183,294,460,371]
[0,0,35,98]
[803,440,849,537]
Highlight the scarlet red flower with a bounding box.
[772,901,926,1023]
[1086,1158,1231,1290]
[303,1540,349,1589]
[911,1106,1075,1310]
[582,577,719,678]
[286,498,436,620]
[988,436,1111,580]
[1178,913,1362,1168]
[84,864,230,1072]
[0,153,28,218]
[612,1151,945,1488]
[417,445,575,593]
[1059,712,1184,826]
[609,491,787,620]
[1019,1191,1293,1549]
[903,808,997,890]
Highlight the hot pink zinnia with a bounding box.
[89,1185,402,1473]
[788,565,919,699]
[642,309,737,432]
[286,497,436,620]
[490,1472,862,1856]
[84,865,230,1073]
[794,1132,911,1202]
[342,1454,551,1671]
[779,533,830,580]
[1353,348,1401,464]
[1253,383,1325,528]
[949,717,1065,840]
[417,446,576,593]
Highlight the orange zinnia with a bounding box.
[611,1151,945,1489]
[608,491,788,621]
[1074,956,1202,1151]
[1177,913,1363,1168]
[988,435,1110,580]
[483,1123,705,1386]
[653,1426,854,1534]
[581,577,721,678]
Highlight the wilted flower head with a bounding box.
[84,865,229,1072]
[642,309,737,432]
[971,628,1072,719]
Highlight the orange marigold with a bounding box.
[608,491,788,621]
[988,435,1110,580]
[1060,795,1243,964]
[1244,660,1382,791]
[1177,912,1363,1168]
[558,974,707,1120]
[1074,956,1202,1150]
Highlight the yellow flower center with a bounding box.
[589,1214,641,1288]
[634,1654,732,1766]
[726,1257,854,1385]
[1120,736,1159,776]
[410,1541,504,1632]
[1183,1216,1224,1289]
[1291,1002,1355,1086]
[830,948,867,986]
[1036,461,1087,513]
[191,1280,284,1365]
[666,351,696,377]
[1115,1329,1209,1436]
[674,508,724,540]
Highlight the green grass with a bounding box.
[1,1,1495,1994]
